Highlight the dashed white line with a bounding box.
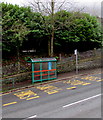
[28,115,37,118]
[23,115,37,120]
[63,94,101,108]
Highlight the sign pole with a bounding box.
[74,49,78,74]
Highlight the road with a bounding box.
[2,71,102,119]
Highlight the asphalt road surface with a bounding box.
[2,71,102,119]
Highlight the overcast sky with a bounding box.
[1,0,102,17]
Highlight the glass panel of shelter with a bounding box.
[33,62,56,82]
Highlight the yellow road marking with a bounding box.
[67,86,76,90]
[26,96,40,100]
[44,88,62,92]
[96,79,103,82]
[36,85,62,94]
[0,92,10,96]
[81,76,101,81]
[37,85,57,90]
[14,90,38,100]
[37,85,53,90]
[47,91,59,94]
[63,80,91,86]
[3,102,17,106]
[82,83,91,85]
[96,80,101,82]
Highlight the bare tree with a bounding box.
[26,0,76,57]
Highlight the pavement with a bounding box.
[1,68,101,94]
[1,68,102,119]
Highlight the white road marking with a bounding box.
[23,115,37,120]
[28,115,37,118]
[63,94,101,108]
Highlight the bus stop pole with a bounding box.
[76,52,78,74]
[74,49,78,74]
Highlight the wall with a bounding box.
[2,48,101,91]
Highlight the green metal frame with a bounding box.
[27,58,57,83]
[32,63,35,84]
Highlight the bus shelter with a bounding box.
[27,58,57,83]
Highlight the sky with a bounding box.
[1,0,102,17]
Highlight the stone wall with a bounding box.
[57,56,101,73]
[2,48,101,90]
